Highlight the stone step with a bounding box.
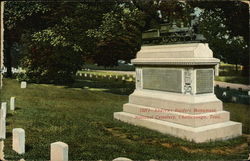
[114,112,242,143]
[129,90,223,114]
[123,103,230,127]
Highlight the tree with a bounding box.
[188,1,249,76]
[5,2,117,84]
[87,4,145,67]
[4,2,51,77]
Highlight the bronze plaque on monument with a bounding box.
[143,68,182,93]
[196,69,213,94]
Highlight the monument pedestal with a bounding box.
[114,43,242,143]
[114,90,241,143]
[114,112,241,143]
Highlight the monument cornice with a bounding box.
[132,58,220,66]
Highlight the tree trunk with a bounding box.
[5,41,12,78]
[235,63,238,71]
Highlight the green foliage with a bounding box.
[4,2,50,30]
[87,6,145,67]
[5,1,249,82]
[198,8,248,67]
[132,0,194,30]
[189,1,249,76]
[7,2,118,84]
[16,72,28,82]
[19,31,83,84]
[4,2,52,78]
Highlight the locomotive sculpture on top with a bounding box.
[142,13,206,45]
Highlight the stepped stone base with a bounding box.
[123,103,230,127]
[114,112,242,143]
[113,44,242,143]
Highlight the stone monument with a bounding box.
[114,43,242,143]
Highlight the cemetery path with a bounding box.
[93,70,250,91]
[214,81,250,91]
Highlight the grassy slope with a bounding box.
[1,79,249,160]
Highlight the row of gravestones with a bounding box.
[2,82,137,161]
[0,96,16,139]
[0,81,27,160]
[215,85,250,105]
[77,73,135,82]
[0,96,26,157]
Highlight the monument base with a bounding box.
[114,43,242,143]
[114,112,242,143]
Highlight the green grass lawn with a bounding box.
[215,76,249,85]
[1,78,249,160]
[216,63,249,85]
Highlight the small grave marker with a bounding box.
[1,102,6,118]
[0,118,6,139]
[232,96,237,102]
[112,157,132,161]
[51,142,68,161]
[20,82,27,89]
[10,97,15,111]
[12,128,25,154]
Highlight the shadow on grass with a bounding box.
[6,132,12,138]
[25,145,32,153]
[14,107,22,111]
[6,113,13,117]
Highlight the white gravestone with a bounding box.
[232,96,237,102]
[0,118,5,139]
[12,128,25,154]
[10,97,15,110]
[248,91,250,96]
[0,109,5,119]
[51,141,68,161]
[1,102,6,118]
[20,81,27,88]
[113,157,132,161]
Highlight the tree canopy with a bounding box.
[188,1,249,75]
[3,1,249,84]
